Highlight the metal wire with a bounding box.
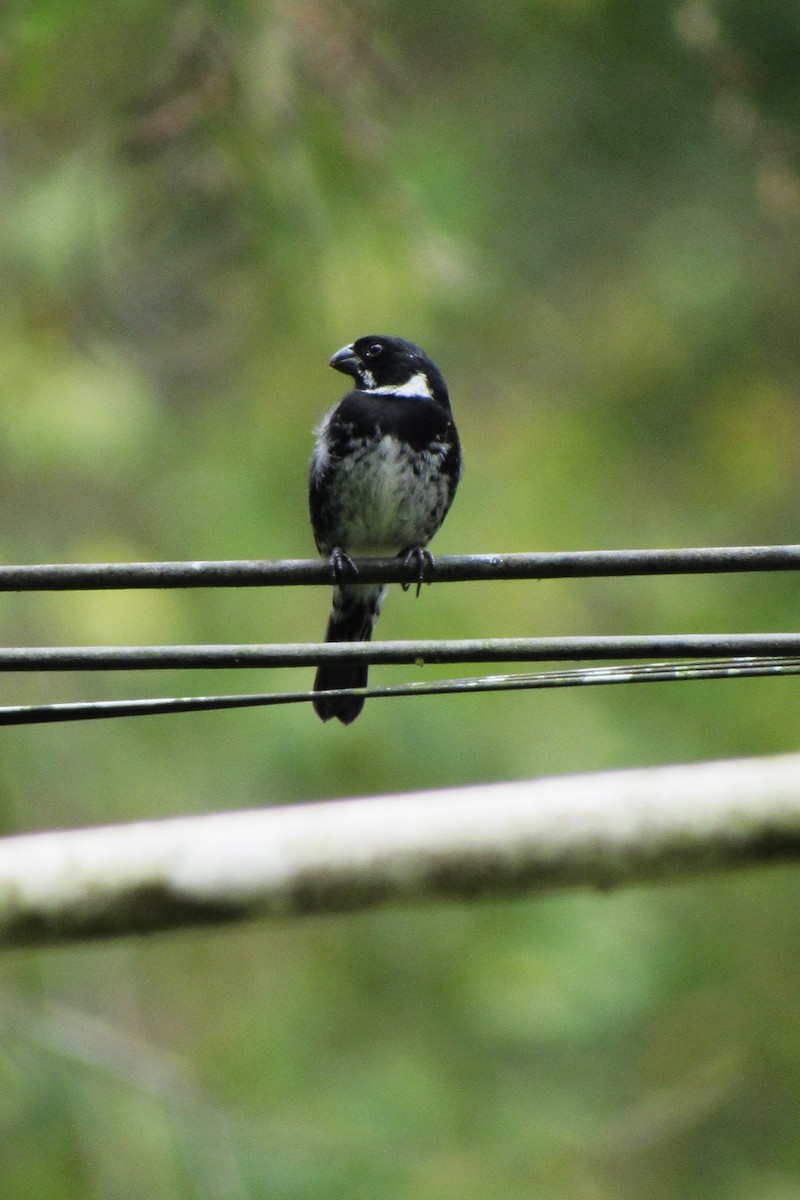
[1,545,799,721]
[1,633,800,671]
[1,657,799,725]
[0,543,799,590]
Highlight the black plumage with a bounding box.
[309,335,462,723]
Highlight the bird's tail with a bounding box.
[313,584,386,724]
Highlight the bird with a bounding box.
[309,334,462,724]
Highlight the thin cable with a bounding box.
[1,656,799,724]
[2,633,800,671]
[0,544,799,590]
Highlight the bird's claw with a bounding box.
[329,547,358,583]
[401,547,434,597]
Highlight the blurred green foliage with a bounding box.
[1,0,800,1195]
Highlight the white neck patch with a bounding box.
[368,372,433,399]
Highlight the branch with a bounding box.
[0,543,798,590]
[3,752,800,948]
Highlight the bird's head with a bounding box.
[329,335,449,407]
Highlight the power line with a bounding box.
[1,633,800,671]
[2,546,799,722]
[1,656,798,725]
[0,543,799,590]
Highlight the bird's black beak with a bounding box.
[329,344,361,378]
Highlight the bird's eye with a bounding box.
[364,342,384,359]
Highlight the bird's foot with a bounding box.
[329,547,359,583]
[400,546,434,597]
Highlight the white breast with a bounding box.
[335,435,448,556]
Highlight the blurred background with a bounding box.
[2,0,800,1195]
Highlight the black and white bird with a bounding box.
[309,335,462,724]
